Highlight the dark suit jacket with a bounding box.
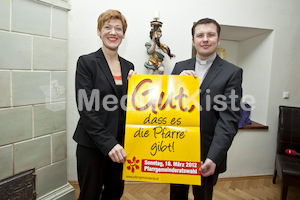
[73,48,134,155]
[172,55,242,173]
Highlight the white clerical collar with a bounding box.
[196,53,217,65]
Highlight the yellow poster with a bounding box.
[123,75,201,185]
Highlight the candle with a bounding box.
[153,9,160,20]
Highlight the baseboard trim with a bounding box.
[37,183,75,200]
[69,175,274,185]
[218,175,273,182]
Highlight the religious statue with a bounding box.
[144,11,175,74]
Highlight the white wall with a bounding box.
[67,0,300,180]
[238,32,274,124]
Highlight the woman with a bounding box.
[73,9,135,200]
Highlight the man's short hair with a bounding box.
[192,18,221,37]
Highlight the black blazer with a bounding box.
[172,55,242,173]
[73,48,134,155]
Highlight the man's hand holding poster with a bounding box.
[123,75,201,185]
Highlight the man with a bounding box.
[170,18,243,200]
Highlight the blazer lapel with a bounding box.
[200,55,223,97]
[186,58,196,71]
[119,57,129,97]
[96,48,118,95]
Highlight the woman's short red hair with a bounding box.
[97,9,127,34]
